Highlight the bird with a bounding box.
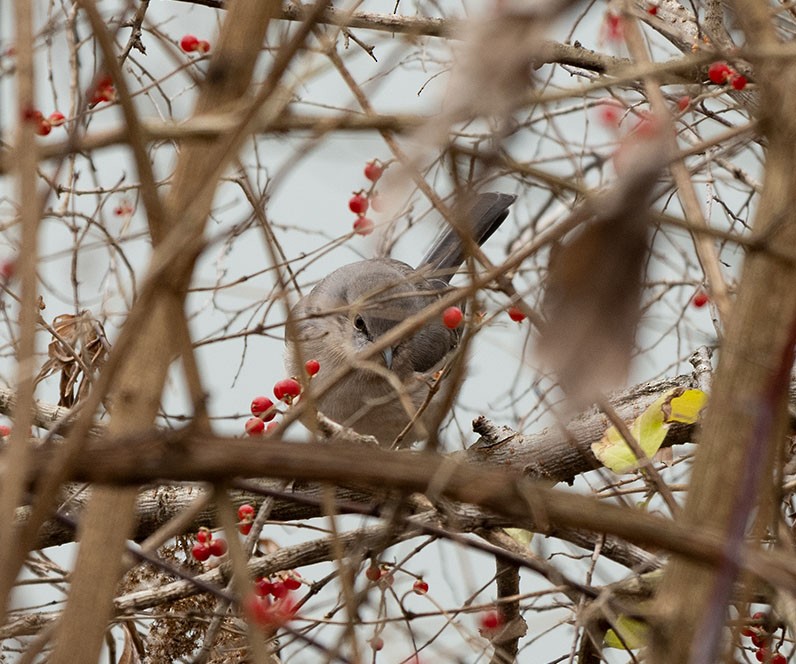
[285,192,516,447]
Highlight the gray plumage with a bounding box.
[286,192,515,446]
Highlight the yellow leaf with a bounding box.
[604,615,648,649]
[591,388,707,473]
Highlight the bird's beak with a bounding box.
[382,347,393,369]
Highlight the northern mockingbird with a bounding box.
[286,192,516,446]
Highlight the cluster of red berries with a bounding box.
[245,360,320,437]
[349,159,386,236]
[742,612,786,663]
[246,574,300,629]
[707,61,748,90]
[191,528,228,561]
[180,34,211,54]
[364,561,429,596]
[440,304,526,330]
[88,74,116,107]
[22,109,66,137]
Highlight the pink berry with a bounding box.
[250,395,275,421]
[48,111,65,127]
[273,378,301,403]
[0,425,10,437]
[304,359,320,376]
[196,40,211,54]
[708,61,732,84]
[370,636,384,651]
[364,160,383,182]
[264,421,279,435]
[180,34,199,52]
[442,306,463,329]
[692,290,709,308]
[192,542,211,561]
[413,579,429,595]
[677,96,690,111]
[348,193,369,215]
[208,538,228,557]
[238,503,255,520]
[353,216,374,236]
[245,417,265,436]
[507,306,526,322]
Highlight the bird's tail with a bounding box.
[418,192,516,283]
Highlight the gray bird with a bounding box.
[285,192,516,446]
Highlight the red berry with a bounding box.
[283,576,301,591]
[264,421,279,435]
[21,108,43,123]
[192,542,211,561]
[413,579,429,595]
[238,503,255,520]
[365,564,382,582]
[250,395,275,420]
[602,12,623,42]
[247,595,296,628]
[771,653,786,664]
[756,648,769,662]
[273,378,301,404]
[0,425,10,437]
[479,610,503,631]
[208,538,228,557]
[255,578,274,596]
[196,528,212,544]
[48,111,65,127]
[0,260,14,281]
[677,96,690,111]
[304,359,320,376]
[270,581,288,599]
[730,73,747,90]
[196,40,211,54]
[353,216,374,236]
[442,306,463,329]
[598,104,622,128]
[708,61,732,84]
[646,4,658,14]
[692,290,709,308]
[752,612,768,621]
[239,522,253,535]
[364,160,383,182]
[349,193,369,215]
[752,633,768,648]
[507,306,526,322]
[36,120,51,136]
[245,417,265,436]
[370,636,384,651]
[180,34,199,52]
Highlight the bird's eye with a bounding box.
[353,315,368,335]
